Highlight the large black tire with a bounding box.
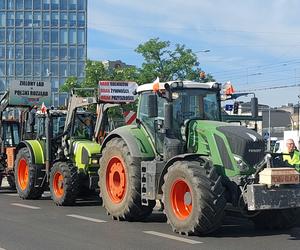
[99,138,155,221]
[251,208,300,230]
[14,148,44,199]
[162,159,226,235]
[49,161,79,206]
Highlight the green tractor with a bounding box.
[14,90,117,206]
[98,80,300,235]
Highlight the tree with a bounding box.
[81,60,108,88]
[59,76,80,93]
[135,38,213,83]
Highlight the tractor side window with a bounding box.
[3,124,13,146]
[73,114,94,140]
[36,117,46,138]
[12,123,20,145]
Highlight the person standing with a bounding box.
[283,138,300,172]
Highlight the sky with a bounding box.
[87,0,300,107]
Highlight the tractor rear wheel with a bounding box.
[251,208,300,229]
[50,162,79,206]
[14,148,44,199]
[99,138,155,221]
[162,159,226,235]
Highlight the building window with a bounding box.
[77,29,85,45]
[16,45,23,59]
[60,63,68,77]
[16,62,23,76]
[24,46,32,59]
[51,0,59,10]
[69,0,77,10]
[7,61,14,76]
[42,46,49,59]
[34,0,42,10]
[60,29,68,44]
[77,46,85,59]
[51,30,58,43]
[16,12,24,26]
[6,29,14,43]
[43,0,50,10]
[25,62,32,76]
[60,12,68,27]
[43,29,49,43]
[69,29,76,44]
[59,47,67,60]
[69,63,76,76]
[6,45,14,59]
[77,13,85,27]
[60,0,67,10]
[51,12,59,27]
[78,0,85,11]
[69,13,76,27]
[33,12,41,27]
[7,12,14,27]
[0,62,5,76]
[16,28,24,43]
[25,0,32,10]
[25,12,33,27]
[43,12,50,27]
[0,45,4,59]
[34,62,41,76]
[16,0,24,10]
[24,28,32,43]
[77,62,85,77]
[51,46,58,60]
[42,62,49,76]
[0,12,5,27]
[34,47,40,59]
[0,1,5,9]
[0,29,4,42]
[69,47,76,60]
[34,29,41,43]
[51,62,58,76]
[7,0,14,10]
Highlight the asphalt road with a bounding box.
[0,184,300,250]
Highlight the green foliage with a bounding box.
[59,76,80,93]
[135,38,213,83]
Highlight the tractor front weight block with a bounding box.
[246,184,300,211]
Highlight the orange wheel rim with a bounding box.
[53,172,64,198]
[106,156,126,203]
[171,179,192,220]
[18,158,29,190]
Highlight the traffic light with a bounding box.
[233,102,239,114]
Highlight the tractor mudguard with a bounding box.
[101,125,155,160]
[16,140,45,165]
[157,153,208,194]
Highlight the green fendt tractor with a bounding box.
[99,80,300,235]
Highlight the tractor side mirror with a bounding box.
[148,94,158,118]
[251,97,258,118]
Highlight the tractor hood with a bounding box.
[187,120,265,174]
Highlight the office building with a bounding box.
[0,0,87,105]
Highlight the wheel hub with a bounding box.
[171,179,192,220]
[106,157,126,203]
[18,158,29,191]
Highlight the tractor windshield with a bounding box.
[172,88,220,123]
[72,113,95,140]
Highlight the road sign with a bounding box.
[225,104,233,111]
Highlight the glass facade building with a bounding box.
[0,0,87,105]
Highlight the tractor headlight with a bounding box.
[233,155,249,172]
[91,159,99,164]
[181,125,186,141]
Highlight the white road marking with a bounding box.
[3,193,18,196]
[143,231,203,244]
[11,203,41,210]
[66,214,106,223]
[0,247,7,250]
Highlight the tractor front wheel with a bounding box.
[99,138,155,221]
[50,162,79,206]
[14,148,44,199]
[162,159,226,235]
